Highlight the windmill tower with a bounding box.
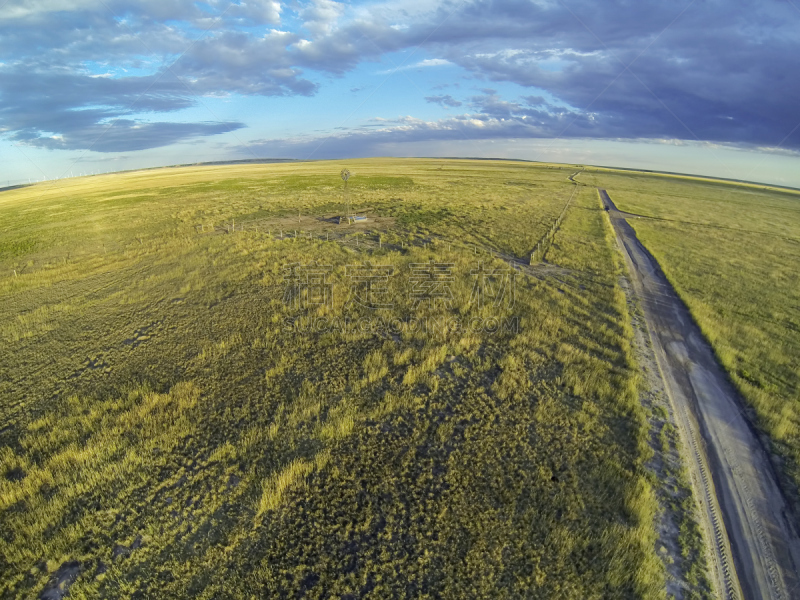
[340,169,351,224]
[339,169,366,224]
[342,168,350,217]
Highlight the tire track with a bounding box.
[728,459,787,600]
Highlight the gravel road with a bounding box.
[601,188,800,600]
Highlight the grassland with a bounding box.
[1,159,671,598]
[580,168,800,515]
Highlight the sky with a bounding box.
[1,0,800,188]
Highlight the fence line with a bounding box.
[529,175,580,264]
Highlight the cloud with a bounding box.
[377,58,453,74]
[19,120,245,152]
[425,94,462,107]
[301,0,345,35]
[0,66,247,151]
[173,30,318,96]
[1,0,799,154]
[415,58,450,67]
[243,81,800,160]
[243,105,591,159]
[430,0,800,149]
[522,95,547,107]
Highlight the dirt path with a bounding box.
[601,188,800,600]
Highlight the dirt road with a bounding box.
[601,189,800,600]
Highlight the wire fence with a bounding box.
[191,170,585,272]
[529,171,582,263]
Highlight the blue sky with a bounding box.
[2,0,799,187]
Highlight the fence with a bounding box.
[192,170,585,270]
[528,173,581,264]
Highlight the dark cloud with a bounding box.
[0,67,246,152]
[425,95,462,107]
[430,0,800,149]
[522,96,547,107]
[19,120,245,152]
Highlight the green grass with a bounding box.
[0,159,666,598]
[581,167,800,514]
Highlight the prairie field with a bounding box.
[581,168,800,514]
[0,158,687,598]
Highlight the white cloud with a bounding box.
[377,58,452,74]
[300,0,345,35]
[0,0,103,20]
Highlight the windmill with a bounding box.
[341,169,351,223]
[339,168,366,224]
